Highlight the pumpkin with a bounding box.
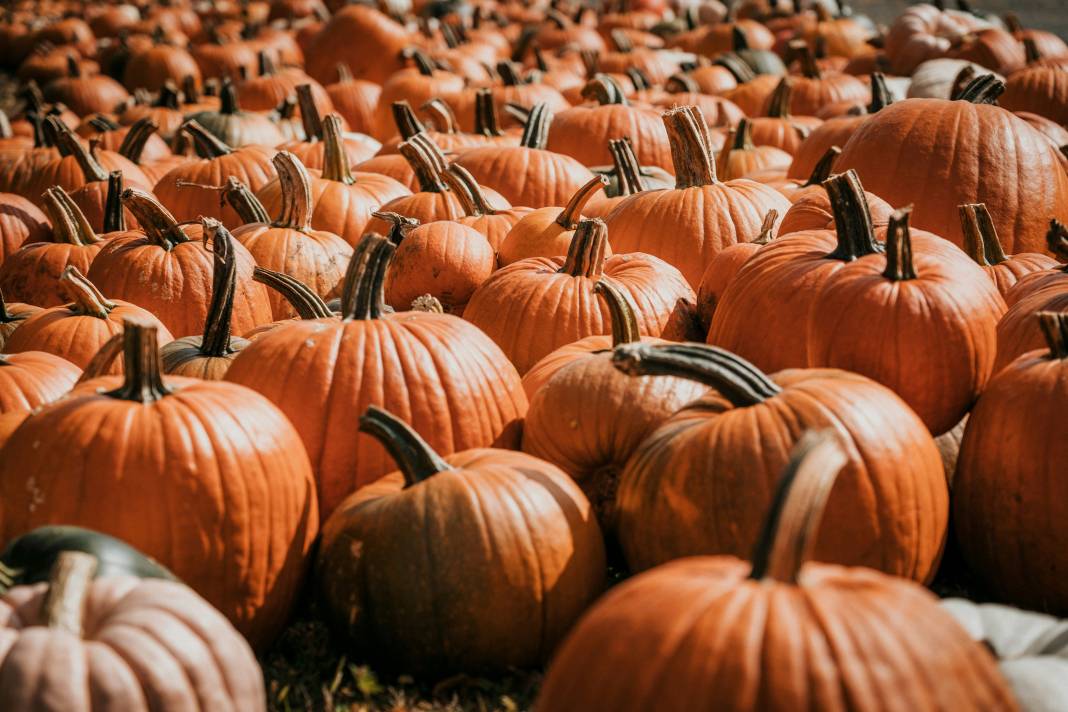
[884,3,991,75]
[695,209,778,331]
[231,152,353,319]
[777,172,893,234]
[466,218,697,374]
[372,48,466,141]
[439,163,533,252]
[0,349,80,415]
[1001,66,1068,127]
[656,75,745,128]
[952,28,1026,76]
[0,551,266,710]
[122,40,202,93]
[745,77,823,157]
[153,120,277,228]
[379,212,494,314]
[279,85,380,168]
[0,288,39,350]
[604,105,791,287]
[546,75,672,171]
[836,75,1068,255]
[955,311,1068,615]
[304,6,412,85]
[113,116,189,185]
[454,103,595,209]
[42,54,130,116]
[520,281,707,527]
[0,320,318,647]
[537,429,1015,711]
[906,58,1004,99]
[5,266,172,372]
[316,405,604,675]
[326,62,380,135]
[0,192,49,266]
[715,119,792,180]
[225,234,528,517]
[236,50,332,116]
[257,115,408,248]
[448,61,572,131]
[498,175,608,266]
[959,203,1059,297]
[191,32,259,80]
[784,41,870,116]
[158,219,251,380]
[1004,12,1068,64]
[943,598,1068,712]
[185,78,285,149]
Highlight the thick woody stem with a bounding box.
[663,105,718,189]
[103,319,172,403]
[42,551,97,636]
[340,234,396,320]
[253,267,334,319]
[271,151,315,230]
[358,405,453,487]
[557,175,609,228]
[121,188,190,249]
[594,279,641,346]
[560,218,609,279]
[882,208,917,281]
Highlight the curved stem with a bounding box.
[663,106,717,189]
[0,287,20,324]
[868,72,893,113]
[88,115,120,132]
[473,89,504,137]
[1038,311,1068,359]
[954,74,1005,104]
[358,405,452,487]
[42,551,97,635]
[766,77,793,118]
[803,146,841,187]
[372,210,419,244]
[398,136,449,193]
[790,40,821,79]
[253,267,334,319]
[714,53,757,83]
[199,218,238,356]
[103,172,126,233]
[116,117,159,165]
[824,170,879,261]
[42,187,100,246]
[557,175,608,228]
[410,294,444,313]
[666,73,700,94]
[882,208,917,281]
[402,47,437,77]
[392,100,426,140]
[121,188,190,249]
[560,218,608,279]
[271,152,315,230]
[296,83,323,141]
[53,122,108,182]
[581,75,628,106]
[747,431,848,583]
[753,209,779,245]
[519,103,552,149]
[608,137,646,196]
[594,280,640,346]
[103,319,172,403]
[442,164,496,216]
[625,67,651,92]
[611,342,781,407]
[60,266,115,319]
[421,98,457,134]
[496,60,526,86]
[341,234,395,320]
[78,333,123,383]
[317,114,356,185]
[970,203,1007,264]
[181,120,233,158]
[219,178,271,225]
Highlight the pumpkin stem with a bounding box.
[372,210,419,244]
[765,77,793,118]
[803,146,841,187]
[104,319,172,403]
[496,60,527,86]
[790,40,822,79]
[625,67,652,92]
[663,105,718,189]
[557,175,609,228]
[402,46,438,76]
[182,119,233,158]
[181,75,201,104]
[824,170,880,261]
[258,49,277,77]
[253,267,335,319]
[753,209,779,245]
[392,100,426,140]
[42,551,97,636]
[519,103,552,149]
[121,188,190,249]
[747,431,848,583]
[155,82,180,109]
[0,110,11,139]
[714,53,757,83]
[198,218,238,357]
[665,73,700,94]
[217,79,240,115]
[78,333,124,383]
[116,117,159,165]
[442,164,496,216]
[42,187,100,246]
[398,135,450,193]
[731,25,750,51]
[1038,311,1068,359]
[560,218,609,279]
[88,115,120,133]
[954,74,1005,104]
[358,405,453,487]
[53,121,109,182]
[582,74,629,106]
[882,208,917,281]
[421,98,458,134]
[336,62,354,83]
[612,341,781,406]
[61,266,115,319]
[868,72,893,112]
[102,171,126,233]
[959,203,1008,266]
[296,83,324,141]
[309,114,353,185]
[271,151,315,230]
[1022,36,1042,64]
[594,280,641,346]
[608,137,647,196]
[0,287,16,324]
[732,118,755,150]
[411,294,444,312]
[215,177,271,225]
[1047,219,1068,267]
[473,89,504,137]
[340,234,395,320]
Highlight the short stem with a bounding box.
[732,26,750,51]
[104,319,172,403]
[663,106,718,189]
[340,234,395,320]
[121,188,190,249]
[78,333,124,383]
[666,73,700,93]
[398,136,449,192]
[766,78,793,118]
[296,84,323,141]
[372,210,419,244]
[972,203,1008,263]
[42,187,100,246]
[519,103,552,149]
[882,208,917,281]
[608,137,646,196]
[358,405,452,487]
[272,152,315,230]
[714,54,756,83]
[1038,312,1068,359]
[1023,37,1041,63]
[594,280,640,346]
[218,80,239,115]
[790,40,821,79]
[0,110,10,139]
[42,551,97,636]
[732,118,755,150]
[747,431,848,583]
[410,294,444,312]
[496,60,526,86]
[392,100,426,140]
[218,178,272,225]
[868,72,893,113]
[581,75,629,105]
[1046,219,1068,265]
[258,50,277,77]
[253,267,335,319]
[199,218,238,356]
[557,176,609,228]
[421,98,458,134]
[116,117,159,165]
[473,89,503,137]
[560,218,609,279]
[611,342,781,406]
[803,146,841,187]
[954,74,1006,104]
[754,209,779,245]
[182,75,201,104]
[336,63,354,83]
[60,266,115,319]
[611,28,633,53]
[824,170,880,261]
[402,47,438,76]
[181,120,233,158]
[442,164,495,216]
[155,82,180,109]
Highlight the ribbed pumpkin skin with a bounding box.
[994,282,1068,371]
[152,146,277,228]
[0,378,319,649]
[385,222,494,312]
[788,75,869,117]
[695,242,762,329]
[317,449,605,675]
[454,146,594,209]
[605,181,791,287]
[225,315,528,517]
[22,152,152,210]
[954,347,1068,615]
[464,254,697,374]
[0,351,81,413]
[777,187,894,234]
[836,100,1068,255]
[0,242,103,307]
[978,254,1059,298]
[1001,67,1068,127]
[537,557,1018,711]
[617,368,948,581]
[0,302,39,351]
[0,194,49,266]
[786,116,864,180]
[546,105,673,171]
[0,575,266,711]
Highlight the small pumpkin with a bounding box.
[0,194,46,267]
[695,209,778,332]
[748,76,824,157]
[326,62,380,135]
[185,77,285,149]
[43,54,131,117]
[0,350,81,414]
[371,47,465,141]
[959,203,1058,297]
[498,174,608,266]
[439,163,534,252]
[715,118,792,180]
[0,288,39,350]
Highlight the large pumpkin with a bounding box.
[612,342,948,581]
[0,320,319,648]
[538,430,1014,712]
[316,406,605,676]
[225,235,528,517]
[0,350,80,414]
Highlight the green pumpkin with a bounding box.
[0,526,176,592]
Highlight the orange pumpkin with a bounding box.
[183,78,285,149]
[278,85,379,168]
[715,119,792,180]
[325,62,380,135]
[748,77,824,157]
[498,175,608,266]
[0,289,39,350]
[0,350,81,414]
[959,203,1059,298]
[371,48,465,141]
[439,163,533,252]
[1001,66,1068,127]
[695,209,778,331]
[42,54,130,116]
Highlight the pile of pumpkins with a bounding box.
[0,0,1066,708]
